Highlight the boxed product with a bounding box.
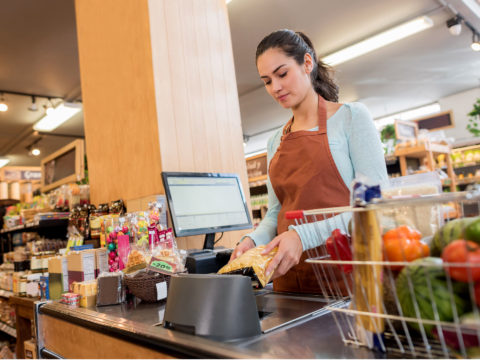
[67,251,95,291]
[39,276,49,300]
[25,273,43,298]
[61,292,80,307]
[48,256,68,300]
[96,272,124,306]
[87,248,108,277]
[24,339,36,359]
[71,279,97,308]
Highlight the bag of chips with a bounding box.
[217,245,277,287]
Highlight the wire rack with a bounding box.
[286,191,480,359]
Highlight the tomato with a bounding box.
[475,282,480,307]
[383,237,430,270]
[441,240,480,282]
[383,225,421,242]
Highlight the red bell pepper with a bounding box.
[326,229,353,274]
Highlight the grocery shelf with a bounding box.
[0,321,16,338]
[0,290,13,299]
[251,205,268,211]
[0,218,69,234]
[456,176,480,185]
[384,155,397,165]
[0,199,19,207]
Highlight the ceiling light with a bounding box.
[446,16,463,36]
[472,32,480,51]
[0,93,7,112]
[31,148,41,156]
[0,158,10,168]
[322,16,434,66]
[28,96,38,111]
[226,0,233,3]
[33,102,82,131]
[374,103,441,129]
[462,0,480,19]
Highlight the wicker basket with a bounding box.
[124,271,171,303]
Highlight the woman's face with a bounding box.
[257,47,312,109]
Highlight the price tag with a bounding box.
[156,281,167,300]
[148,257,176,274]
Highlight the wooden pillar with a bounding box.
[75,0,250,248]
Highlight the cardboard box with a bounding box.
[48,256,68,299]
[80,294,97,308]
[96,248,108,276]
[67,251,95,291]
[72,280,97,308]
[24,339,37,359]
[85,248,108,277]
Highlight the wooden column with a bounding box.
[75,0,250,248]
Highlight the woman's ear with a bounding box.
[304,53,314,74]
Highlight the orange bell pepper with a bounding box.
[383,225,429,270]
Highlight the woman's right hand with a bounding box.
[229,237,255,262]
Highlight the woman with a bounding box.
[232,29,388,293]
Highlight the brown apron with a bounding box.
[269,95,351,294]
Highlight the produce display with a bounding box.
[317,197,480,358]
[389,213,480,355]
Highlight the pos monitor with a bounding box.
[161,172,253,250]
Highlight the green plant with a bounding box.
[466,98,480,137]
[380,124,396,143]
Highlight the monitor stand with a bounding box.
[203,233,215,250]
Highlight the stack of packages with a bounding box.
[49,200,187,307]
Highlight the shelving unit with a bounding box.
[0,217,69,265]
[394,142,457,191]
[0,290,13,299]
[0,218,69,235]
[0,321,16,338]
[246,153,268,226]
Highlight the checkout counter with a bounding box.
[34,287,377,359]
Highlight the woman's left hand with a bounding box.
[261,229,303,279]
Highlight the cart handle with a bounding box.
[285,210,304,220]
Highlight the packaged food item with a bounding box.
[134,212,149,249]
[71,279,98,307]
[148,228,186,274]
[217,245,278,287]
[109,199,126,215]
[124,247,147,274]
[61,292,80,307]
[96,272,124,306]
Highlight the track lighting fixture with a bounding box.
[472,32,480,51]
[243,135,250,147]
[28,96,38,111]
[443,9,480,52]
[0,93,7,112]
[446,16,463,36]
[26,137,42,157]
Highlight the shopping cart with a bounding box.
[286,191,480,359]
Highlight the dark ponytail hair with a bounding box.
[256,29,339,102]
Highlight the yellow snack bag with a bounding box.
[217,245,277,287]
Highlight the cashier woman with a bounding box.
[230,29,388,293]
